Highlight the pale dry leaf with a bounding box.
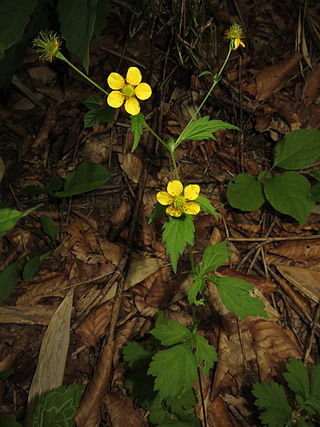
[0,305,56,325]
[269,239,320,262]
[118,153,143,183]
[98,239,124,266]
[276,264,320,303]
[25,289,73,426]
[16,273,66,306]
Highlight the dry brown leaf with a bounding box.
[25,290,73,426]
[304,67,320,104]
[110,200,132,230]
[276,264,320,303]
[269,239,320,262]
[118,153,143,183]
[98,239,124,266]
[207,396,238,427]
[255,54,302,101]
[103,392,148,427]
[0,305,56,325]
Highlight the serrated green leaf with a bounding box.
[201,241,229,275]
[54,162,111,198]
[252,381,292,427]
[0,204,41,235]
[58,0,98,73]
[149,393,172,425]
[166,388,197,414]
[40,215,57,243]
[227,174,265,211]
[208,275,267,318]
[22,251,53,282]
[0,415,23,427]
[284,358,310,401]
[0,259,20,304]
[131,112,145,152]
[83,94,103,109]
[189,334,217,375]
[187,276,206,305]
[148,343,197,400]
[263,172,315,224]
[162,215,194,273]
[32,384,86,427]
[195,196,218,219]
[274,129,320,170]
[148,202,167,224]
[83,107,115,128]
[178,116,240,144]
[150,312,191,346]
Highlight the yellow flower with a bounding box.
[157,180,201,217]
[107,67,152,115]
[224,24,245,50]
[33,31,62,62]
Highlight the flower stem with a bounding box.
[169,150,180,180]
[56,51,109,97]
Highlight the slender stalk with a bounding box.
[56,51,109,97]
[197,366,207,427]
[169,150,180,180]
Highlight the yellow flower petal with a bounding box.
[183,202,200,215]
[166,205,182,217]
[167,180,183,197]
[135,83,152,100]
[233,38,245,50]
[107,72,125,90]
[126,67,142,86]
[157,191,174,206]
[125,97,140,115]
[184,184,200,201]
[107,91,125,108]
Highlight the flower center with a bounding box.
[123,84,135,97]
[173,196,186,212]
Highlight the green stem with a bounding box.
[169,150,180,180]
[56,51,109,97]
[174,43,233,149]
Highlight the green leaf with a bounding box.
[179,116,240,144]
[131,112,145,152]
[93,0,112,36]
[308,169,320,181]
[187,276,206,306]
[149,393,172,425]
[0,259,20,303]
[162,215,195,273]
[0,204,41,236]
[0,415,23,427]
[189,334,217,375]
[311,182,320,203]
[166,389,197,414]
[198,71,213,77]
[149,312,191,346]
[123,341,153,369]
[201,241,229,275]
[83,94,103,109]
[208,275,267,319]
[40,215,57,243]
[148,343,198,400]
[195,196,218,219]
[32,384,86,427]
[22,251,53,282]
[263,172,315,224]
[227,174,265,211]
[0,0,39,54]
[148,202,167,224]
[283,358,310,401]
[58,0,98,73]
[54,162,111,198]
[252,381,292,427]
[44,176,64,195]
[83,107,115,128]
[274,129,320,170]
[311,364,320,400]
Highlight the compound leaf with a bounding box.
[149,312,191,347]
[274,129,320,170]
[252,381,292,427]
[227,174,265,211]
[162,215,194,273]
[179,116,239,143]
[284,358,310,401]
[208,275,267,319]
[263,172,314,224]
[201,241,229,275]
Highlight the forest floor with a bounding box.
[1,0,320,426]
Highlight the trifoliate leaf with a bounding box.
[284,358,310,401]
[252,381,292,427]
[178,116,240,144]
[162,215,195,273]
[131,112,145,152]
[148,343,197,400]
[149,312,191,346]
[263,172,315,224]
[148,202,166,224]
[195,196,218,219]
[187,276,206,305]
[54,162,111,198]
[274,129,320,170]
[227,174,265,211]
[208,275,267,319]
[201,241,229,275]
[189,333,217,375]
[32,384,86,427]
